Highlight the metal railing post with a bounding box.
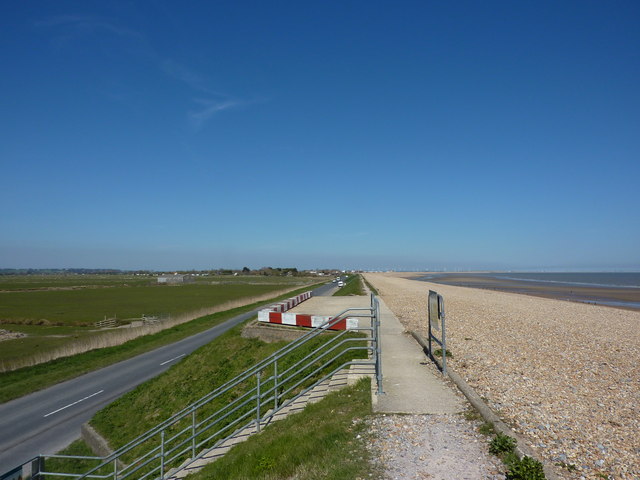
[274,360,279,410]
[32,456,44,480]
[374,297,384,395]
[428,311,432,358]
[256,371,261,433]
[160,431,165,480]
[440,295,447,376]
[113,456,118,480]
[192,409,197,458]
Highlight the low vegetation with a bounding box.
[0,285,319,403]
[0,275,321,370]
[0,274,315,326]
[333,274,365,296]
[489,432,517,456]
[433,347,453,358]
[483,430,546,480]
[46,441,111,477]
[90,324,367,457]
[190,378,376,480]
[49,317,371,478]
[53,379,377,480]
[362,276,379,295]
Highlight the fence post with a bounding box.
[256,371,261,433]
[192,409,197,458]
[32,457,44,480]
[273,360,279,410]
[427,309,432,358]
[374,296,384,395]
[160,431,165,480]
[439,294,447,376]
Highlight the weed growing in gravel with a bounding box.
[489,432,516,455]
[433,348,453,358]
[463,409,481,422]
[505,455,545,480]
[478,421,495,435]
[555,461,577,472]
[485,431,546,480]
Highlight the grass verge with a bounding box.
[361,276,379,296]
[333,275,365,296]
[53,379,377,480]
[0,285,321,404]
[45,440,111,477]
[190,378,377,480]
[90,324,368,456]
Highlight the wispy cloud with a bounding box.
[36,14,250,130]
[188,98,242,130]
[161,59,208,93]
[36,14,144,46]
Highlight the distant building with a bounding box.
[157,274,194,285]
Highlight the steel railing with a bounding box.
[16,295,381,480]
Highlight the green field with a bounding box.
[0,275,321,370]
[0,274,151,291]
[0,285,319,403]
[0,275,315,325]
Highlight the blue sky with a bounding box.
[1,1,639,271]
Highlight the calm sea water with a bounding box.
[416,272,640,310]
[482,272,640,288]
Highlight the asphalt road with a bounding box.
[0,282,336,473]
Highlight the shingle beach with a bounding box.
[364,272,640,480]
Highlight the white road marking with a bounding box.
[160,354,185,366]
[44,390,104,418]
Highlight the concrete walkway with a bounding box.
[373,296,464,414]
[291,293,464,415]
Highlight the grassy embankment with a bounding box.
[190,379,376,479]
[50,323,375,478]
[332,274,365,296]
[0,280,321,403]
[362,276,379,295]
[53,381,376,480]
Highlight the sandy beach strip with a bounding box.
[363,272,640,480]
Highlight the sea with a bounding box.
[415,272,640,310]
[462,272,640,288]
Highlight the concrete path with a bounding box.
[291,293,464,415]
[373,297,464,414]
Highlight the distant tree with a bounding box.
[242,266,250,273]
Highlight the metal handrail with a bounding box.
[30,294,382,480]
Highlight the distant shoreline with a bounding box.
[408,272,640,312]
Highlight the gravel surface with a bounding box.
[367,413,506,480]
[364,273,640,480]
